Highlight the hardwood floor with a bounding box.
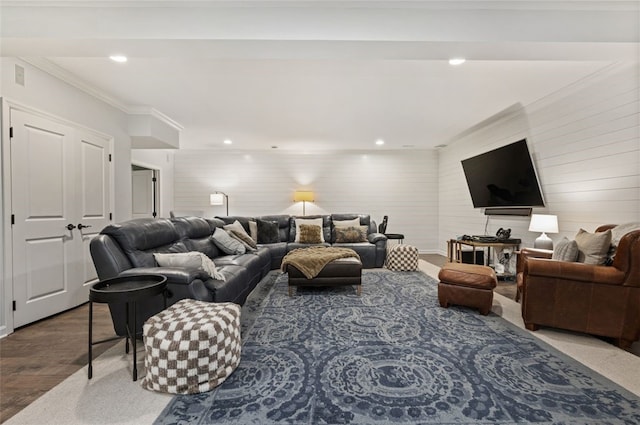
[0,303,118,423]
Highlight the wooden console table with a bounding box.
[447,239,521,279]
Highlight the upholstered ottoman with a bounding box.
[385,244,419,271]
[285,257,363,296]
[141,299,241,394]
[437,262,497,315]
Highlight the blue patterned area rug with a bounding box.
[155,270,639,425]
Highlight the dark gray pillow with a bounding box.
[257,219,279,244]
[552,237,579,262]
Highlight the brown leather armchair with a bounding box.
[518,225,640,349]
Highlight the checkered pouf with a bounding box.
[385,244,419,271]
[141,299,241,394]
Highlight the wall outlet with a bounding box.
[15,64,25,86]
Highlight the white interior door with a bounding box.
[10,110,79,327]
[76,131,111,305]
[10,109,112,327]
[132,168,155,218]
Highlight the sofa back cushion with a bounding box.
[100,218,185,267]
[172,216,222,259]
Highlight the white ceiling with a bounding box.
[1,1,638,151]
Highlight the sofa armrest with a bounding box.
[516,248,552,274]
[119,267,211,285]
[368,232,387,244]
[524,258,626,285]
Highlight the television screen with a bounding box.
[461,139,545,208]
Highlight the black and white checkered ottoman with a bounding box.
[141,299,241,394]
[385,244,419,271]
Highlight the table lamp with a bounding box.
[528,214,558,250]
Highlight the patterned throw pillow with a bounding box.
[551,237,579,262]
[298,224,323,244]
[335,226,368,243]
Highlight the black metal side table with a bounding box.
[88,274,167,381]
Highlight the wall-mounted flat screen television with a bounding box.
[461,139,545,208]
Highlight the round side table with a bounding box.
[88,274,167,381]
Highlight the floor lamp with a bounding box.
[293,191,314,216]
[210,192,229,216]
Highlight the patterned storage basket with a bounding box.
[385,244,419,271]
[141,299,241,394]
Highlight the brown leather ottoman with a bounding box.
[285,257,363,296]
[437,262,497,315]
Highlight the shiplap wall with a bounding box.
[438,62,640,256]
[173,150,439,251]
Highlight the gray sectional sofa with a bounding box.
[90,213,387,335]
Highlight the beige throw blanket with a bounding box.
[281,246,360,279]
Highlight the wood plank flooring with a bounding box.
[0,303,118,423]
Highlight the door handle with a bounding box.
[66,223,77,231]
[77,224,92,230]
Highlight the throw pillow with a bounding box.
[610,222,640,249]
[335,225,368,243]
[298,224,323,244]
[574,228,612,265]
[153,252,225,281]
[257,219,279,244]
[551,237,579,262]
[294,218,324,243]
[224,220,257,247]
[228,229,257,251]
[333,218,360,228]
[248,220,258,242]
[222,220,249,236]
[211,228,246,255]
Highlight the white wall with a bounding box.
[173,149,439,251]
[438,62,640,255]
[0,58,137,336]
[1,58,133,220]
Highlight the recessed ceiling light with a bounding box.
[375,139,385,146]
[448,58,466,66]
[109,55,127,63]
[223,139,233,145]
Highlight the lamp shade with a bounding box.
[293,191,314,202]
[528,214,559,233]
[210,193,225,205]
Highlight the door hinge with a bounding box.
[12,301,16,311]
[108,154,112,162]
[109,212,113,221]
[152,177,157,182]
[9,127,13,138]
[11,214,15,225]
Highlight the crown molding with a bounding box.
[20,57,183,131]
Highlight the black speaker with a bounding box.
[484,207,532,216]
